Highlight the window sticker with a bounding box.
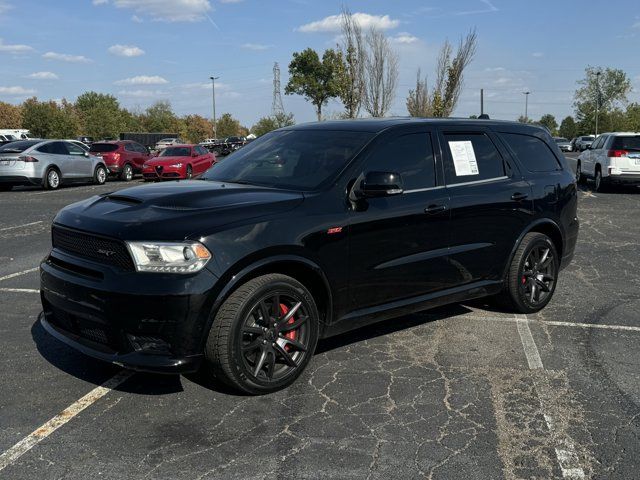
[448,140,479,176]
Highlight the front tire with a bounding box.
[497,232,559,314]
[575,161,585,184]
[205,274,319,395]
[94,165,107,185]
[186,164,193,179]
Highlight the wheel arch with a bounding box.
[503,219,564,279]
[43,164,61,184]
[206,254,333,341]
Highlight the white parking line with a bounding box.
[0,370,134,473]
[0,221,43,232]
[539,319,640,332]
[516,314,586,479]
[0,288,39,293]
[0,267,38,282]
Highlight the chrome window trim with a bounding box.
[446,176,509,188]
[403,185,446,194]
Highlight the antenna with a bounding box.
[272,62,285,117]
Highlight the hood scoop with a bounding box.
[105,194,143,205]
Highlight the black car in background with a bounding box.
[40,118,579,394]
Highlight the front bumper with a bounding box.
[39,248,220,373]
[143,165,185,180]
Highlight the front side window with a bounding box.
[201,130,373,191]
[443,132,505,184]
[65,142,86,156]
[364,132,436,190]
[501,133,561,172]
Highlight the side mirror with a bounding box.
[358,171,403,198]
[586,145,592,150]
[83,151,89,157]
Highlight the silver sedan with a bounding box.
[0,139,108,191]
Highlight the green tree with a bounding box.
[536,114,558,135]
[75,91,126,139]
[573,67,631,134]
[251,112,295,137]
[21,98,79,138]
[180,114,213,143]
[285,47,343,121]
[624,103,640,131]
[406,69,430,117]
[517,115,533,124]
[142,101,179,133]
[215,113,242,138]
[0,101,22,128]
[558,116,578,139]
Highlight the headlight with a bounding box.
[126,241,211,273]
[171,163,183,168]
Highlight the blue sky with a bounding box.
[1,0,639,127]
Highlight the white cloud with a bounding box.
[297,12,400,33]
[117,89,166,97]
[92,0,108,4]
[219,0,242,3]
[43,51,91,63]
[131,14,143,23]
[0,1,12,14]
[455,0,498,16]
[484,67,505,72]
[241,43,271,50]
[532,52,544,58]
[0,86,36,95]
[391,32,419,44]
[109,0,212,22]
[0,38,34,54]
[115,75,168,85]
[632,21,640,29]
[108,44,145,57]
[26,71,59,80]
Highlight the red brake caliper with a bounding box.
[279,304,297,351]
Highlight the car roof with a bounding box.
[598,132,640,136]
[280,117,550,135]
[163,144,194,148]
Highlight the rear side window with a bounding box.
[365,132,436,190]
[501,133,561,172]
[90,143,118,153]
[443,133,505,184]
[124,143,136,152]
[610,136,640,151]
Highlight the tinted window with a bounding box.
[160,147,191,157]
[610,136,640,151]
[124,143,136,152]
[443,133,505,183]
[501,133,561,172]
[51,142,69,155]
[135,143,148,154]
[365,132,436,190]
[581,136,594,141]
[90,143,118,153]
[202,130,373,190]
[0,140,39,153]
[65,142,86,156]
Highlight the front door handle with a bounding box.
[424,204,447,214]
[511,192,528,201]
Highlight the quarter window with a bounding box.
[365,132,436,190]
[501,133,561,172]
[443,133,505,184]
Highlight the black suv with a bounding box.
[40,119,579,394]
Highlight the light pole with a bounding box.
[522,91,530,122]
[594,70,601,137]
[210,76,219,138]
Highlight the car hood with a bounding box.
[54,180,304,241]
[145,156,190,166]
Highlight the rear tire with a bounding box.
[594,168,608,192]
[205,274,319,395]
[575,161,585,184]
[44,167,61,190]
[94,165,107,185]
[120,163,133,182]
[0,184,13,192]
[496,232,559,314]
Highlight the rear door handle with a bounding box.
[424,204,447,214]
[511,192,528,201]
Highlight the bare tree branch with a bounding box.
[362,27,399,118]
[338,6,365,118]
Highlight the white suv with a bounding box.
[576,132,640,191]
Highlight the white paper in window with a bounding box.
[448,141,479,176]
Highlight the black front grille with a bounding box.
[52,226,134,271]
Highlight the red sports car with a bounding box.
[143,144,216,181]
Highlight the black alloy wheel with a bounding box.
[520,244,556,307]
[205,274,319,394]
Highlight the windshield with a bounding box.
[90,143,118,153]
[158,138,175,143]
[555,138,568,143]
[201,129,374,190]
[0,140,39,153]
[160,146,191,157]
[582,136,594,141]
[611,136,640,151]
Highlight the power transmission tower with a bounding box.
[272,62,285,117]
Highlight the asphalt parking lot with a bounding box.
[0,168,639,479]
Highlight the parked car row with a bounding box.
[576,132,640,191]
[0,138,216,191]
[199,136,247,156]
